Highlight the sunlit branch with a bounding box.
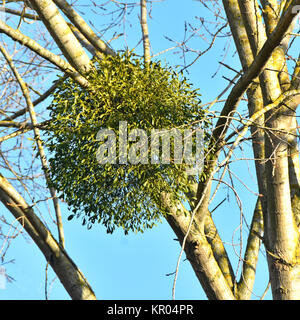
[0,19,90,87]
[140,0,150,64]
[0,43,65,248]
[53,0,115,56]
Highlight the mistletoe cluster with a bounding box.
[46,53,210,234]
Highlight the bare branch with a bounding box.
[52,0,115,56]
[28,0,92,74]
[0,43,65,247]
[0,173,96,300]
[0,19,90,87]
[140,0,150,64]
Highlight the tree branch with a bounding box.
[0,43,65,248]
[28,0,92,74]
[0,19,89,87]
[160,192,236,300]
[0,173,96,300]
[53,0,115,56]
[140,0,150,64]
[212,0,299,146]
[237,198,264,300]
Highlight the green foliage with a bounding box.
[46,53,210,234]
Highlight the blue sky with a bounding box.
[1,0,293,300]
